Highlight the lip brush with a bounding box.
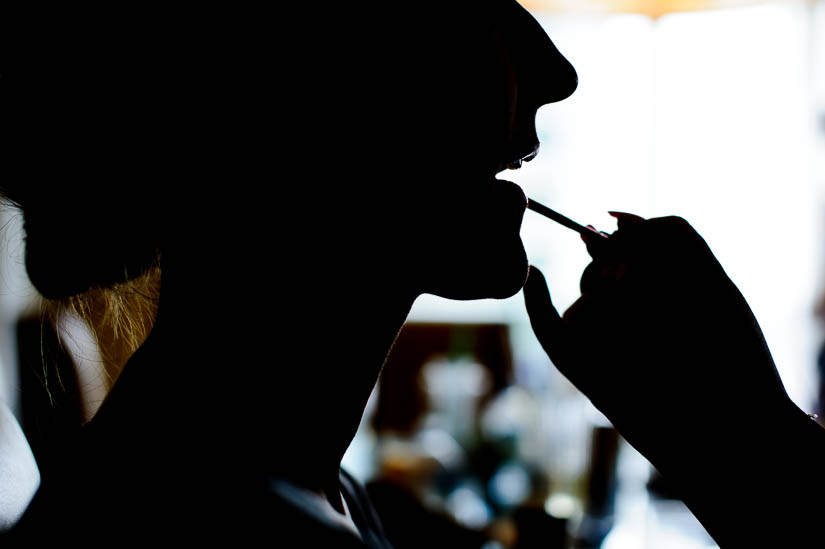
[526,198,608,239]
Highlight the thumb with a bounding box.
[523,265,565,355]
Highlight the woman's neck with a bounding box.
[95,243,417,511]
[269,280,416,502]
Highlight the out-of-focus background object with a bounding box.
[0,400,39,531]
[521,0,789,18]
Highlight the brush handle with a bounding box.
[527,199,607,238]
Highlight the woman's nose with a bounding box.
[506,1,578,107]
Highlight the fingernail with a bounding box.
[608,211,644,222]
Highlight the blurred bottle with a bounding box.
[573,426,620,548]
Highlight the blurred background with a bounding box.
[1,0,824,547]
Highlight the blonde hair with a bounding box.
[44,264,162,389]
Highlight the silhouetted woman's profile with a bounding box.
[1,2,823,547]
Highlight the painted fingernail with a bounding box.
[608,211,644,222]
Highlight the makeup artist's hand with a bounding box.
[523,214,825,547]
[523,214,798,468]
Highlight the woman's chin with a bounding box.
[487,251,530,299]
[427,247,529,301]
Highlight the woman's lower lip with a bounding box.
[493,178,528,210]
[488,179,528,232]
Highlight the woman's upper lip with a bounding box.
[496,144,539,173]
